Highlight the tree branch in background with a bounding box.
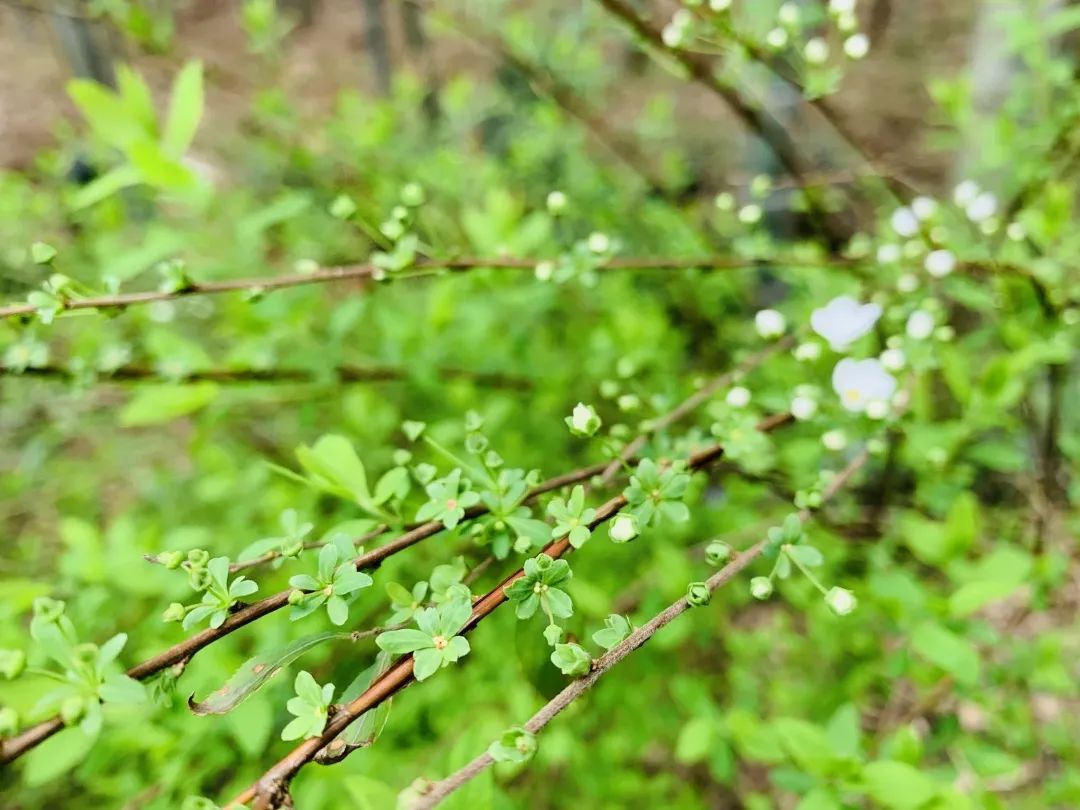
[410,448,870,809]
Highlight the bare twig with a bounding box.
[410,448,870,808]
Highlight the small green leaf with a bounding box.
[163,61,203,156]
[120,383,218,426]
[861,760,940,809]
[911,622,981,686]
[31,242,57,264]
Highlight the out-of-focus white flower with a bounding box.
[829,0,856,13]
[880,347,906,371]
[832,358,897,413]
[726,386,751,408]
[843,33,869,60]
[865,399,890,420]
[966,192,997,222]
[891,207,920,237]
[821,429,848,451]
[709,0,732,10]
[911,196,937,220]
[794,341,822,361]
[535,261,554,281]
[906,309,935,340]
[825,586,857,615]
[662,10,692,47]
[755,308,786,339]
[714,191,735,211]
[1006,222,1026,241]
[925,249,956,278]
[897,273,919,293]
[587,232,611,253]
[546,191,567,214]
[804,37,830,64]
[810,296,882,351]
[953,180,980,207]
[836,11,858,32]
[791,395,818,421]
[766,27,789,49]
[778,2,800,26]
[739,204,763,224]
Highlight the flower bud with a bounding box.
[750,577,774,600]
[162,602,187,623]
[825,586,858,615]
[158,550,184,570]
[0,649,26,680]
[687,582,711,607]
[566,402,602,437]
[288,589,307,606]
[704,541,732,566]
[608,513,639,544]
[754,309,786,339]
[400,182,426,207]
[60,695,88,727]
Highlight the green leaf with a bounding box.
[295,435,372,505]
[861,760,940,809]
[68,79,149,150]
[911,622,981,686]
[189,632,349,715]
[119,383,218,426]
[163,61,203,156]
[30,242,57,264]
[674,715,714,763]
[69,166,142,210]
[129,141,198,191]
[772,717,836,774]
[116,64,158,136]
[333,652,394,749]
[375,629,432,655]
[22,727,96,787]
[98,674,147,705]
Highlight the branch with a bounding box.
[5,363,532,390]
[411,449,871,809]
[228,414,793,809]
[0,256,844,320]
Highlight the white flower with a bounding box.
[825,586,857,615]
[709,0,732,10]
[609,513,639,543]
[832,358,897,413]
[876,244,900,263]
[966,192,997,222]
[924,249,956,278]
[880,348,906,371]
[1006,222,1026,241]
[755,308,786,339]
[766,27,789,49]
[911,196,937,220]
[890,207,919,237]
[865,399,890,420]
[821,429,848,451]
[804,37,829,64]
[906,309,935,340]
[794,341,822,361]
[836,11,857,32]
[738,204,763,224]
[546,191,567,214]
[566,402,601,436]
[587,232,611,253]
[843,33,869,60]
[726,386,751,408]
[810,296,882,351]
[953,180,980,207]
[829,0,856,14]
[791,395,818,421]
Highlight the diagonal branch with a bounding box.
[228,413,793,809]
[411,448,871,808]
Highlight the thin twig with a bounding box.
[410,449,870,808]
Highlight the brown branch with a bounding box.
[0,458,610,765]
[5,363,532,390]
[228,414,793,809]
[0,255,846,320]
[411,448,871,808]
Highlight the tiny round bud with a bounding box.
[162,602,187,623]
[534,261,555,282]
[726,386,752,408]
[609,513,639,544]
[821,429,848,451]
[587,232,611,254]
[880,348,906,371]
[825,586,857,616]
[749,577,774,600]
[686,582,711,607]
[401,182,426,207]
[843,33,869,60]
[906,310,935,340]
[546,190,567,215]
[738,204,763,225]
[754,309,786,339]
[60,695,88,727]
[794,341,822,361]
[804,37,829,65]
[924,249,956,278]
[865,399,890,420]
[288,589,306,606]
[897,273,919,293]
[158,550,184,570]
[765,27,789,49]
[0,649,26,680]
[791,395,818,421]
[704,541,732,566]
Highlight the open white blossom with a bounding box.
[966,192,997,223]
[791,395,818,421]
[953,180,980,207]
[832,358,897,413]
[906,309,935,340]
[755,308,786,339]
[810,296,882,351]
[911,196,937,220]
[825,586,857,615]
[925,249,956,278]
[843,33,869,60]
[726,386,751,408]
[890,207,919,237]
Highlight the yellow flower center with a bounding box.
[432,635,448,650]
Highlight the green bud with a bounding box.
[704,541,732,566]
[186,549,210,567]
[158,551,185,570]
[0,649,26,679]
[60,695,88,727]
[32,597,66,623]
[288,589,306,606]
[280,538,304,558]
[543,623,563,646]
[400,182,426,207]
[30,241,57,264]
[750,577,774,600]
[162,602,187,623]
[686,582,711,606]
